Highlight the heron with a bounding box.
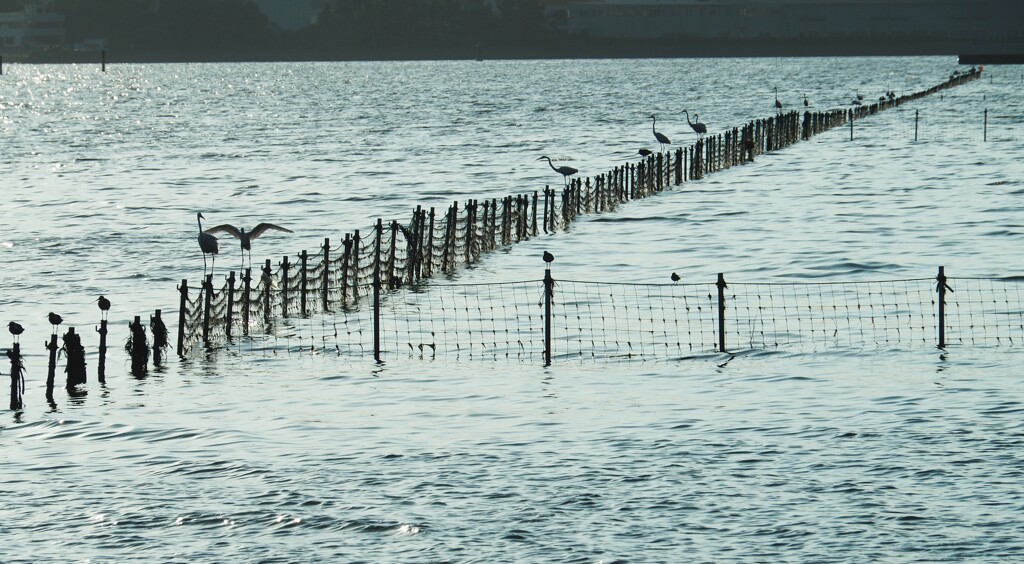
[543,250,554,264]
[203,222,294,271]
[8,321,24,343]
[774,87,783,111]
[196,212,220,277]
[638,148,653,158]
[804,95,809,107]
[538,156,578,187]
[649,114,671,152]
[47,312,63,332]
[682,110,706,138]
[671,272,680,283]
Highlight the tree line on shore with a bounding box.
[3,0,561,60]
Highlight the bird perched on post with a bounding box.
[47,312,63,332]
[649,114,671,152]
[671,272,680,283]
[538,156,578,187]
[203,221,294,271]
[196,212,220,277]
[543,251,554,264]
[97,295,110,320]
[8,321,24,343]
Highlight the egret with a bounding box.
[682,110,706,137]
[774,87,783,111]
[47,312,63,332]
[543,251,554,264]
[538,156,578,187]
[203,222,294,271]
[649,114,671,152]
[638,148,653,158]
[196,212,220,277]
[8,321,24,343]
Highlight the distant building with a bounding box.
[564,0,1021,47]
[0,2,65,50]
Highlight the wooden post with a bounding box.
[225,271,236,341]
[97,313,108,384]
[45,330,57,404]
[388,221,398,288]
[202,274,213,348]
[243,268,252,336]
[373,219,383,363]
[937,266,952,348]
[8,342,21,410]
[352,230,361,299]
[915,110,919,142]
[101,50,106,72]
[176,279,188,356]
[532,190,539,236]
[544,261,554,367]
[262,260,272,330]
[281,255,291,317]
[322,238,330,311]
[849,109,854,141]
[341,233,352,301]
[426,211,435,278]
[300,250,308,317]
[717,273,727,353]
[129,316,147,377]
[151,309,167,366]
[984,109,988,142]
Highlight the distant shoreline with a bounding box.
[7,37,1021,65]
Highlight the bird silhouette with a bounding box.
[197,212,220,277]
[47,312,63,332]
[671,272,680,283]
[649,114,671,152]
[682,110,706,137]
[8,321,24,342]
[97,295,110,312]
[804,95,809,107]
[774,87,783,111]
[538,156,578,187]
[203,222,294,271]
[543,251,554,263]
[638,148,653,158]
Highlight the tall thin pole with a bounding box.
[544,260,554,367]
[373,218,383,363]
[717,273,727,353]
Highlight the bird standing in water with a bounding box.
[538,156,578,187]
[203,222,294,271]
[683,110,707,138]
[197,212,220,277]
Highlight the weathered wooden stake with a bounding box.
[225,271,236,341]
[322,238,330,311]
[717,273,728,353]
[243,268,252,336]
[45,331,58,403]
[984,108,988,142]
[176,279,187,356]
[202,274,213,348]
[543,259,554,367]
[915,110,919,142]
[373,218,383,363]
[281,255,291,317]
[299,250,308,317]
[97,315,108,384]
[151,309,168,366]
[101,50,106,72]
[8,343,22,410]
[262,260,273,330]
[129,316,148,377]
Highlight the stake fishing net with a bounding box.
[175,71,994,360]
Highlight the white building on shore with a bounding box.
[0,3,65,50]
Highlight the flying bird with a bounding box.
[8,321,24,342]
[649,114,671,152]
[203,222,294,271]
[543,251,554,264]
[683,110,706,137]
[47,312,63,331]
[538,156,578,187]
[196,212,220,277]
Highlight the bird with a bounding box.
[543,251,554,264]
[671,272,680,283]
[203,222,294,271]
[856,93,864,101]
[638,148,653,158]
[47,312,63,332]
[8,321,24,343]
[804,95,809,107]
[197,212,220,277]
[649,114,671,152]
[97,295,110,312]
[774,87,783,111]
[538,156,578,187]
[682,110,706,137]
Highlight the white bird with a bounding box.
[197,212,220,277]
[203,222,294,271]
